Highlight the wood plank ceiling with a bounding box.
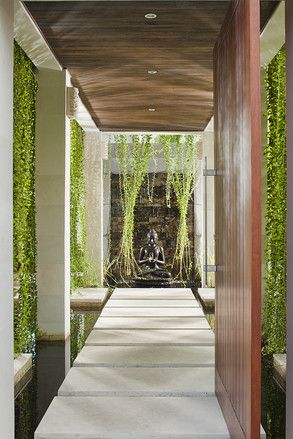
[25,1,277,132]
[25,1,229,131]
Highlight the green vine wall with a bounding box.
[108,134,199,283]
[13,42,38,353]
[110,134,153,279]
[263,47,287,354]
[160,134,200,280]
[70,120,86,288]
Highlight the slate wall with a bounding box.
[110,172,195,279]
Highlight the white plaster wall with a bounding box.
[36,69,71,339]
[84,132,104,285]
[0,0,14,435]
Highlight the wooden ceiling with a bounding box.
[25,1,277,132]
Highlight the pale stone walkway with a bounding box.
[35,288,230,438]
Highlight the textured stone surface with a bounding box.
[94,316,210,330]
[74,345,214,367]
[14,354,32,385]
[86,328,214,346]
[71,288,108,309]
[110,173,195,282]
[35,396,230,438]
[58,367,215,396]
[111,287,195,300]
[197,288,215,308]
[273,353,286,383]
[101,306,204,317]
[35,289,231,438]
[105,299,199,308]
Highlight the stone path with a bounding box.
[71,287,109,310]
[35,288,230,438]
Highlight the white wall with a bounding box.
[36,69,71,339]
[0,0,14,435]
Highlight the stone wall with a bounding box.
[110,172,194,280]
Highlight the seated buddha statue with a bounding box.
[134,230,172,286]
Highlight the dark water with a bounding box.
[261,355,286,439]
[15,311,100,439]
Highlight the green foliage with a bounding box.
[160,134,200,280]
[111,134,153,277]
[263,47,287,354]
[13,42,38,353]
[70,120,86,289]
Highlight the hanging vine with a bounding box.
[111,134,153,278]
[70,120,86,289]
[160,134,200,280]
[263,47,287,354]
[13,42,38,353]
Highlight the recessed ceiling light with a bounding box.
[148,70,158,75]
[145,13,157,19]
[148,108,156,112]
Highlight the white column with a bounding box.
[0,0,14,436]
[286,1,293,436]
[84,132,104,285]
[36,69,70,340]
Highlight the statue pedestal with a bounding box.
[133,276,172,288]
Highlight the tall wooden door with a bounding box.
[214,0,262,438]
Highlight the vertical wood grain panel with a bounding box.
[214,0,261,437]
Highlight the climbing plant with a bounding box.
[263,47,287,354]
[160,134,200,280]
[70,120,86,289]
[13,42,38,353]
[111,134,153,278]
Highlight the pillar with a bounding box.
[36,69,70,339]
[84,131,104,286]
[286,2,293,436]
[0,0,14,435]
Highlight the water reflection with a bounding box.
[15,311,100,439]
[261,355,286,439]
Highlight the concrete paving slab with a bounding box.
[71,288,108,310]
[111,287,195,300]
[197,288,215,309]
[73,345,214,367]
[94,316,210,330]
[14,353,32,385]
[58,366,215,396]
[35,396,230,438]
[14,353,33,398]
[105,299,200,308]
[100,307,205,317]
[273,353,286,389]
[86,328,214,346]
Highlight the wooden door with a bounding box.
[214,0,262,437]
